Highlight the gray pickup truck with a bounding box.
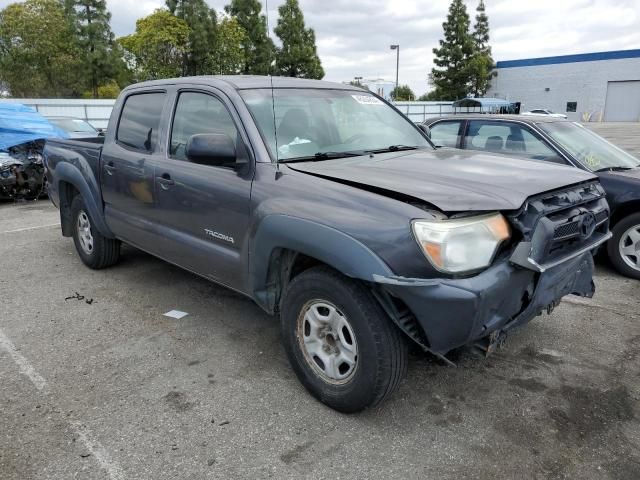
[44,76,611,412]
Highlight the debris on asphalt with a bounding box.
[207,458,216,466]
[163,310,189,319]
[65,292,84,301]
[64,292,94,304]
[219,421,230,426]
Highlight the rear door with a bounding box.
[101,90,168,251]
[150,88,254,291]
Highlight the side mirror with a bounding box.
[418,124,431,138]
[186,133,236,167]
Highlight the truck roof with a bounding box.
[125,75,358,92]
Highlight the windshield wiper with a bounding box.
[279,150,367,163]
[593,166,635,173]
[367,145,420,154]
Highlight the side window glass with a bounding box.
[429,121,462,147]
[170,92,239,163]
[466,121,511,153]
[117,93,166,152]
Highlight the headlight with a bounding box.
[412,213,511,274]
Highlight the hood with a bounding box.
[598,167,640,182]
[286,148,597,212]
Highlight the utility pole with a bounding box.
[390,44,399,96]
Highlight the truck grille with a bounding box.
[508,181,609,268]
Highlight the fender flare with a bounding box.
[55,162,114,238]
[249,214,394,311]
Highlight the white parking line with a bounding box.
[71,422,126,480]
[0,328,47,390]
[0,223,61,234]
[0,327,125,480]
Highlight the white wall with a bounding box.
[487,57,640,122]
[0,98,115,129]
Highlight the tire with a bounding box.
[280,266,408,413]
[71,195,120,269]
[607,212,640,280]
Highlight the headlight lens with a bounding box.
[412,213,511,274]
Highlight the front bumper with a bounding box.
[377,250,597,355]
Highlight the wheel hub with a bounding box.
[619,225,640,271]
[77,210,94,256]
[297,301,358,384]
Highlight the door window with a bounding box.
[429,121,463,147]
[117,92,166,152]
[465,120,563,162]
[170,92,240,163]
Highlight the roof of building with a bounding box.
[496,49,640,69]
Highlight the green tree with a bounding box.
[429,0,474,100]
[390,85,415,101]
[208,16,247,74]
[225,0,274,75]
[66,0,123,97]
[273,0,323,79]
[166,0,217,75]
[119,9,190,81]
[0,0,83,97]
[469,0,495,96]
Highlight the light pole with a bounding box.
[390,44,399,96]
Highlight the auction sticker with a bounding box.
[352,95,384,105]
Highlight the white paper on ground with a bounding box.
[163,310,189,319]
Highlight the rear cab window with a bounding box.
[116,92,166,152]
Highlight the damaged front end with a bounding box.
[0,141,46,200]
[374,180,610,361]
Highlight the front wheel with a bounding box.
[607,212,640,280]
[280,266,408,413]
[71,195,121,269]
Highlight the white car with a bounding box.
[521,109,567,119]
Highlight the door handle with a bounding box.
[104,161,117,175]
[157,173,175,189]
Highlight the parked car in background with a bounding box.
[521,109,567,119]
[424,115,640,279]
[46,117,102,138]
[44,77,609,412]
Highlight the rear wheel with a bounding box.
[608,212,640,280]
[280,266,408,413]
[71,195,120,269]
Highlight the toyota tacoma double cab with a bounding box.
[44,77,611,412]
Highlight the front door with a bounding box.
[151,89,254,291]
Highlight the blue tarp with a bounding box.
[0,103,68,151]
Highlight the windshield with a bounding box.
[539,122,640,171]
[240,88,432,161]
[49,118,97,133]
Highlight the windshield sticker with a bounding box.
[584,154,600,169]
[351,95,384,105]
